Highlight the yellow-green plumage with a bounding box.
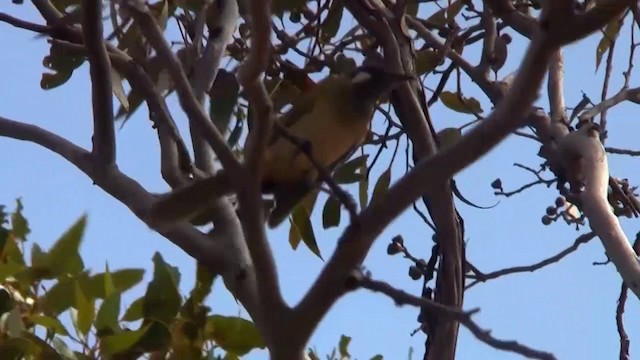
[148,67,411,228]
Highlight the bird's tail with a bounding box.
[147,172,234,228]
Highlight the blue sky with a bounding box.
[1,2,640,359]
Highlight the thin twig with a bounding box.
[355,274,556,360]
[466,232,596,288]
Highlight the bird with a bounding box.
[148,65,413,228]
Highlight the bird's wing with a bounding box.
[269,87,319,145]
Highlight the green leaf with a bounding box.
[0,260,24,283]
[436,127,462,149]
[121,296,144,322]
[1,307,25,337]
[209,69,240,135]
[10,198,29,241]
[322,196,341,229]
[0,337,35,359]
[47,215,86,277]
[41,41,85,90]
[205,315,266,356]
[338,335,351,358]
[135,320,171,351]
[41,269,143,316]
[29,315,70,336]
[596,17,623,71]
[415,49,441,75]
[290,204,322,259]
[111,67,129,112]
[100,324,151,355]
[74,280,94,338]
[439,91,483,114]
[95,292,121,334]
[334,154,368,184]
[52,337,78,360]
[143,253,181,325]
[190,264,215,305]
[320,0,343,43]
[371,168,391,205]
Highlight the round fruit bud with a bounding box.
[555,196,567,207]
[387,242,401,256]
[392,234,404,246]
[491,178,503,190]
[541,215,552,225]
[289,11,301,23]
[409,266,422,280]
[545,206,557,216]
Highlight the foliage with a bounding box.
[0,201,266,359]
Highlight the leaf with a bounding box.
[334,154,368,184]
[143,253,181,325]
[29,315,70,336]
[0,260,24,283]
[320,0,343,43]
[359,160,369,210]
[322,196,341,229]
[290,205,322,259]
[436,127,462,149]
[100,324,151,355]
[88,268,145,299]
[209,69,240,135]
[1,307,25,337]
[41,41,85,90]
[415,49,441,75]
[338,335,351,358]
[52,337,77,360]
[10,198,29,241]
[595,17,623,71]
[371,168,391,205]
[110,67,129,111]
[205,315,266,356]
[47,215,86,277]
[425,0,464,26]
[370,356,384,360]
[190,264,215,305]
[95,292,121,334]
[439,91,483,114]
[121,296,144,322]
[74,280,94,338]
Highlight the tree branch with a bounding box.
[295,2,626,347]
[355,275,556,360]
[126,1,242,177]
[81,0,116,165]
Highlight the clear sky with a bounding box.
[1,2,639,359]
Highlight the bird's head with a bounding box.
[347,65,413,111]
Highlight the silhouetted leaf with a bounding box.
[290,204,322,259]
[359,160,369,210]
[338,335,351,358]
[322,196,341,229]
[209,69,239,135]
[371,168,391,205]
[10,198,29,241]
[334,154,368,184]
[47,215,86,277]
[439,91,483,114]
[321,0,343,43]
[436,127,462,149]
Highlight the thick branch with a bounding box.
[82,0,116,165]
